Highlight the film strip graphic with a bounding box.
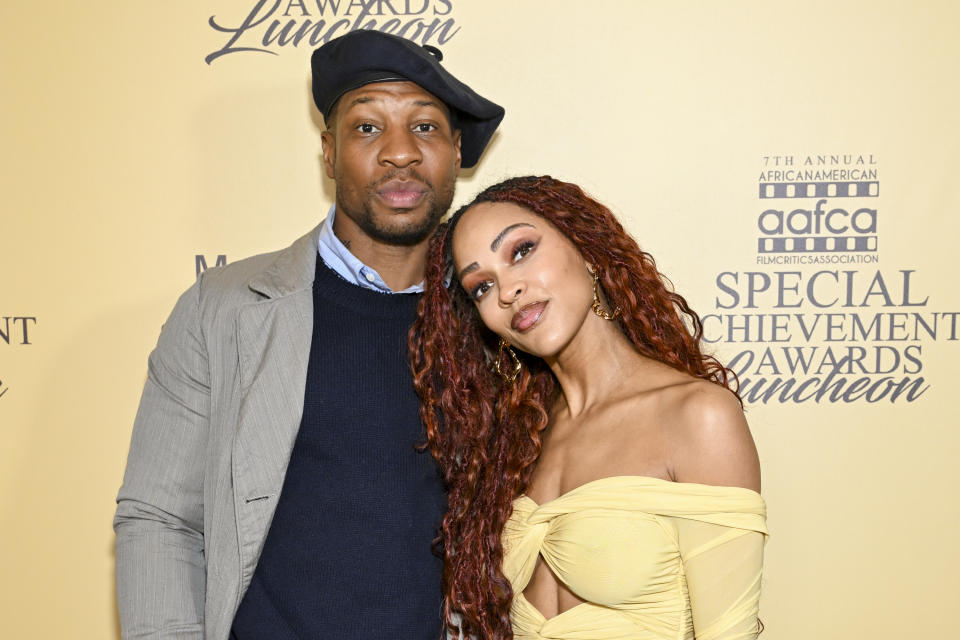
[759,180,879,199]
[759,236,877,253]
[758,180,878,254]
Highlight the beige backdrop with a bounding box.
[2,1,958,637]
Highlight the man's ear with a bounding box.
[321,130,336,179]
[453,129,462,172]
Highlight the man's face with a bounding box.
[321,81,462,246]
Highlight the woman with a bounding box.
[411,176,768,640]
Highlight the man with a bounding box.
[114,30,503,639]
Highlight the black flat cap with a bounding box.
[311,30,504,168]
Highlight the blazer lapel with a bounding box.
[231,226,319,583]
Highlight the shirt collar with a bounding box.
[317,204,424,294]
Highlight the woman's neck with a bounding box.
[543,315,652,418]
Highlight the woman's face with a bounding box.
[452,201,595,357]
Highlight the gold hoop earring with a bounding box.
[494,338,522,382]
[592,273,622,320]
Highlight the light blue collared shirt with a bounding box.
[317,205,424,294]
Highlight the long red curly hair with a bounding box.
[409,176,738,639]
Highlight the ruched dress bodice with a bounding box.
[502,476,768,640]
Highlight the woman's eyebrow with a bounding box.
[490,223,534,252]
[458,223,536,281]
[459,262,479,280]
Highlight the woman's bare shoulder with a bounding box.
[659,379,761,492]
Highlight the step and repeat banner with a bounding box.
[1,1,957,637]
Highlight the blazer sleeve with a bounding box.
[114,278,211,639]
[676,517,766,640]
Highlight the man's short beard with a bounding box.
[337,172,455,246]
[353,199,447,245]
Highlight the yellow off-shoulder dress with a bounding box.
[502,476,768,640]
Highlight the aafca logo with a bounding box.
[700,152,960,404]
[207,0,460,64]
[756,155,878,264]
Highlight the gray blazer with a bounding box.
[115,225,321,639]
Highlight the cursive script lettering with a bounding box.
[731,352,929,404]
[206,0,459,64]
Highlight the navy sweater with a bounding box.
[231,259,446,639]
